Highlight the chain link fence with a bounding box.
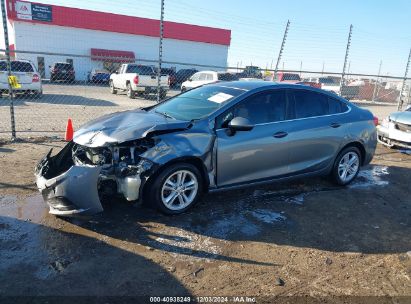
[0,51,410,139]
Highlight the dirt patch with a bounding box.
[0,141,410,300]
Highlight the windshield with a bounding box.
[282,74,301,80]
[55,63,73,70]
[152,85,246,121]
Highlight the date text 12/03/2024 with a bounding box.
[149,296,256,303]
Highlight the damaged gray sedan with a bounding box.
[35,81,377,216]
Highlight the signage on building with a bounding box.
[15,1,52,22]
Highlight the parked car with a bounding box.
[35,82,377,217]
[88,68,111,84]
[296,81,322,89]
[181,71,239,91]
[175,68,198,85]
[0,60,42,97]
[377,106,411,149]
[316,77,341,94]
[109,64,169,99]
[237,66,262,79]
[50,62,75,83]
[274,72,301,83]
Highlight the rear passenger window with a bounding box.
[328,97,348,114]
[291,90,329,118]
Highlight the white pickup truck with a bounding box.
[109,64,169,99]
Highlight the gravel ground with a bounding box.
[0,139,410,302]
[0,83,399,139]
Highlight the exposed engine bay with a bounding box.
[35,139,157,216]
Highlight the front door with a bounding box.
[216,89,291,186]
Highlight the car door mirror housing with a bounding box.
[228,117,254,132]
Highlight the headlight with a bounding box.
[381,117,390,128]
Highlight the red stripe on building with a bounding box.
[6,0,231,46]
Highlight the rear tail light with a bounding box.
[133,75,139,84]
[32,74,40,82]
[373,116,379,126]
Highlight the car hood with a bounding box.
[73,109,190,147]
[389,111,411,125]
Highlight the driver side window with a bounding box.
[216,90,287,129]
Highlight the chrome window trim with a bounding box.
[214,105,352,131]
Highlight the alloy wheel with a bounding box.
[161,170,198,211]
[338,151,360,183]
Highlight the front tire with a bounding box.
[147,163,203,215]
[331,146,361,186]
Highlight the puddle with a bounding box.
[248,209,286,224]
[351,166,389,188]
[0,194,47,222]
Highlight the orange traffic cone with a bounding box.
[65,118,74,141]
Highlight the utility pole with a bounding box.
[339,24,353,96]
[397,48,411,111]
[372,60,382,102]
[156,0,165,103]
[1,0,16,139]
[299,61,302,77]
[274,20,290,80]
[321,61,325,75]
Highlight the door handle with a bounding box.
[273,131,288,138]
[330,123,341,128]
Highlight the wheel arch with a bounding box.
[339,141,366,165]
[141,156,210,202]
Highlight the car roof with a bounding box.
[211,80,347,98]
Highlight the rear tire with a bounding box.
[126,83,135,99]
[110,81,117,94]
[331,146,361,186]
[160,90,167,100]
[146,163,203,215]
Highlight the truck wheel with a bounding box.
[110,81,117,94]
[127,83,135,99]
[160,90,167,100]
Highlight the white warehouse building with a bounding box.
[1,0,231,80]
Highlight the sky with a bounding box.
[36,0,411,76]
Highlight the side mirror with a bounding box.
[228,117,254,134]
[188,77,193,81]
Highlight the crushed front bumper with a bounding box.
[35,165,103,216]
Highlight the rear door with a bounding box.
[285,88,349,175]
[216,89,291,186]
